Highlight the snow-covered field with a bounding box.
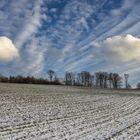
[0,83,140,140]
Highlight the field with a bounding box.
[0,83,140,140]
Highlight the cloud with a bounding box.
[0,36,19,61]
[101,34,140,62]
[0,0,140,85]
[15,0,44,49]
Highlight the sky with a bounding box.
[0,0,140,85]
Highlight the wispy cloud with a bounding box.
[0,0,140,84]
[15,0,44,49]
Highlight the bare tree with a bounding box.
[124,74,129,89]
[95,72,100,88]
[47,70,55,81]
[65,72,71,85]
[95,72,109,88]
[80,71,91,87]
[76,73,82,86]
[103,72,108,88]
[65,72,75,86]
[112,73,122,88]
[137,83,140,89]
[108,73,113,88]
[127,84,132,89]
[89,75,94,87]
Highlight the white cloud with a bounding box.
[0,0,140,83]
[101,34,140,62]
[0,36,19,61]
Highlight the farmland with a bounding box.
[0,83,140,140]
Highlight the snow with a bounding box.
[0,83,140,140]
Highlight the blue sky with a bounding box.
[0,0,140,85]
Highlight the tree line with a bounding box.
[0,70,61,85]
[65,71,124,89]
[0,70,132,89]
